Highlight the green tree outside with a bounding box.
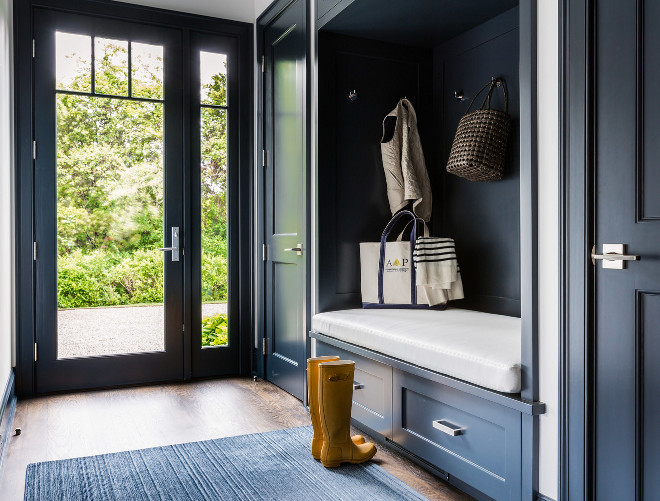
[56,40,228,314]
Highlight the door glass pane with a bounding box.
[131,42,164,100]
[200,51,227,106]
[56,32,92,92]
[94,37,129,96]
[56,93,165,359]
[200,50,228,348]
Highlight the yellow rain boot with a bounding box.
[318,360,377,468]
[307,357,365,460]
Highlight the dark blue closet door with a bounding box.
[594,1,660,499]
[263,0,307,400]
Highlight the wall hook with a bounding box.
[455,90,467,101]
[347,90,358,102]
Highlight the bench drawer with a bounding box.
[315,340,393,438]
[393,369,521,500]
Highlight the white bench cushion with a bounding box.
[311,308,521,393]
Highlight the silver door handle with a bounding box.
[284,244,303,256]
[591,244,639,269]
[591,252,639,261]
[158,227,180,261]
[353,381,364,390]
[432,419,463,436]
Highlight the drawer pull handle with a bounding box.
[433,419,463,436]
[353,381,364,390]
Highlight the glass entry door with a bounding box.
[33,9,184,391]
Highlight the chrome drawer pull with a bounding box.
[353,381,364,390]
[432,419,463,436]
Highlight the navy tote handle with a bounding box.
[377,210,420,305]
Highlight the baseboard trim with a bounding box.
[536,494,556,501]
[0,370,17,473]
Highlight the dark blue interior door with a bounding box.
[594,1,660,499]
[263,0,307,400]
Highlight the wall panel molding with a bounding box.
[637,0,660,221]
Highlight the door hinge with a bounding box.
[32,39,35,58]
[33,141,37,160]
[263,337,268,356]
[33,242,37,261]
[34,342,37,362]
[262,149,266,167]
[262,243,267,261]
[182,324,185,332]
[261,55,265,73]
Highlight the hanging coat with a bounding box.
[380,98,432,222]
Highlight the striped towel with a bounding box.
[413,237,464,306]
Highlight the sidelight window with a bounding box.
[199,51,229,348]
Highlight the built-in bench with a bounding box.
[312,308,522,393]
[311,308,544,501]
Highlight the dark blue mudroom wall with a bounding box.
[317,6,520,317]
[317,32,433,312]
[435,8,521,316]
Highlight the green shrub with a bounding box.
[109,249,164,303]
[202,313,228,346]
[57,247,228,308]
[201,253,227,302]
[58,251,121,308]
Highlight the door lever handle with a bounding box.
[158,227,180,261]
[284,244,303,256]
[591,251,639,262]
[591,244,639,269]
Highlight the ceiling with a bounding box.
[321,0,519,48]
[116,0,260,23]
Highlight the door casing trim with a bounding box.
[559,0,594,499]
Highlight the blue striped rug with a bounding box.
[25,426,428,500]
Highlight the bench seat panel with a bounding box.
[311,308,521,393]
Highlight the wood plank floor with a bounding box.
[0,378,473,500]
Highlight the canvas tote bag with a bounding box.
[360,210,432,308]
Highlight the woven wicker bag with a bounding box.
[446,78,511,182]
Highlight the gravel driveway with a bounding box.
[57,302,228,359]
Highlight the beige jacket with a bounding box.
[380,99,432,221]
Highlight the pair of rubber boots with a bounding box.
[307,356,377,467]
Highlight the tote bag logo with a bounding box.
[385,257,409,273]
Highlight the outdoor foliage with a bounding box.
[56,39,228,310]
[201,313,229,346]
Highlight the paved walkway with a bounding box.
[57,303,228,359]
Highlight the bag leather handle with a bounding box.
[464,77,508,115]
[396,219,430,241]
[378,211,418,305]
